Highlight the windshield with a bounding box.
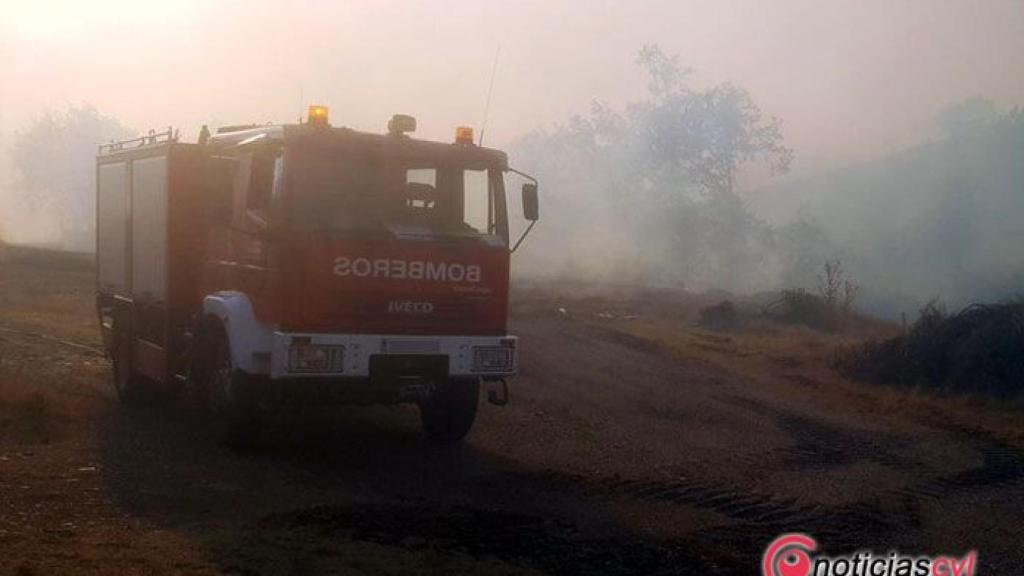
[286,146,508,244]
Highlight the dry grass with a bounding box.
[0,247,108,447]
[520,284,1024,446]
[0,246,100,345]
[0,378,53,444]
[615,314,1024,444]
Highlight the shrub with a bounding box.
[836,300,1024,398]
[765,260,860,331]
[765,288,844,331]
[698,300,739,330]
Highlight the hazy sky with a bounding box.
[2,0,1023,178]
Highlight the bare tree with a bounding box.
[841,278,861,313]
[817,259,859,313]
[816,259,843,305]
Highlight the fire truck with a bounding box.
[95,108,539,444]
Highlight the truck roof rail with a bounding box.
[98,127,178,155]
[216,124,262,134]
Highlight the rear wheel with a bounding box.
[190,325,261,448]
[110,316,145,405]
[419,377,480,443]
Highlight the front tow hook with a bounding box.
[487,378,510,407]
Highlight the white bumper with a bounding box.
[269,332,518,379]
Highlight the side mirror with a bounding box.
[522,183,539,221]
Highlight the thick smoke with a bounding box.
[510,46,793,293]
[752,101,1024,317]
[510,49,1024,318]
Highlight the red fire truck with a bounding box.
[95,108,539,444]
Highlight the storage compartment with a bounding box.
[96,161,130,293]
[130,155,169,303]
[96,139,205,379]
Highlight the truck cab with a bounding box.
[96,110,539,444]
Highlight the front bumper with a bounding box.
[268,332,517,380]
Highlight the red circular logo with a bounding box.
[763,534,818,576]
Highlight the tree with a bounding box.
[10,105,131,249]
[632,45,792,196]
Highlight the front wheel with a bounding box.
[190,325,261,448]
[419,377,480,443]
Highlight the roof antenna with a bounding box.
[478,44,501,147]
[298,86,304,124]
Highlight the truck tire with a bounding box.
[419,377,480,443]
[110,316,145,406]
[191,324,262,449]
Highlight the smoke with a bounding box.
[0,105,130,250]
[511,80,1024,318]
[751,102,1024,317]
[509,47,793,293]
[2,2,1023,316]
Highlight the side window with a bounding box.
[248,149,276,213]
[272,155,285,201]
[463,169,491,233]
[405,168,437,209]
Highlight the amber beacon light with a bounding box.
[455,126,474,145]
[307,105,329,126]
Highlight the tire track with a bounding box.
[895,424,1024,501]
[492,395,1023,569]
[721,395,931,472]
[506,469,822,527]
[722,394,1024,499]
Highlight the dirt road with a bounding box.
[1,249,1022,575]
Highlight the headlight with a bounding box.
[472,346,513,372]
[288,344,344,373]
